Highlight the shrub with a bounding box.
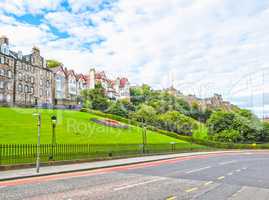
[211,129,243,143]
[157,111,199,136]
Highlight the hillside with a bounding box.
[0,107,198,145]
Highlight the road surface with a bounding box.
[1,151,269,200]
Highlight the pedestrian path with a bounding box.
[0,150,245,181]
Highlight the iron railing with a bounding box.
[0,143,208,166]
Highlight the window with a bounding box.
[0,56,4,64]
[46,80,50,88]
[6,95,11,102]
[7,70,12,78]
[40,88,43,97]
[18,73,22,80]
[1,44,9,55]
[0,93,3,101]
[18,84,22,92]
[24,85,29,93]
[30,87,34,94]
[31,77,34,83]
[7,82,12,90]
[0,81,4,89]
[0,69,4,76]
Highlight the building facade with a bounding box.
[0,36,15,105]
[0,35,131,108]
[14,47,53,106]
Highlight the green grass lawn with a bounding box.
[0,107,195,145]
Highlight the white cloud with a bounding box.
[2,0,269,114]
[0,0,63,15]
[68,0,103,13]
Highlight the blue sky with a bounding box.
[1,0,269,116]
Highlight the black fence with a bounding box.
[0,143,209,166]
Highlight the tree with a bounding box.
[130,104,157,124]
[157,111,199,136]
[212,129,243,143]
[81,83,110,112]
[206,110,269,143]
[47,59,62,68]
[106,101,128,117]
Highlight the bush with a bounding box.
[106,101,128,117]
[207,110,269,143]
[157,111,199,136]
[211,129,243,143]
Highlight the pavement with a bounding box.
[1,150,269,199]
[0,151,237,181]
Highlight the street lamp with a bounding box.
[50,115,57,160]
[33,112,41,173]
[142,122,147,154]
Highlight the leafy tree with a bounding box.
[157,111,199,136]
[212,129,243,143]
[47,59,62,68]
[130,104,157,124]
[207,110,269,143]
[106,101,128,117]
[81,83,110,111]
[119,99,136,112]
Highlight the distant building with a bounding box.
[86,68,130,101]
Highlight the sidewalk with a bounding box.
[0,150,248,181]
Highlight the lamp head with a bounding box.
[51,115,57,125]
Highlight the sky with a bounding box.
[1,0,269,116]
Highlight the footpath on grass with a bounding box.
[0,150,260,181]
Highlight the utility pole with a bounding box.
[33,112,41,173]
[142,122,147,154]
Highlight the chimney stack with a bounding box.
[0,36,9,46]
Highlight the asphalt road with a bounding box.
[1,151,269,200]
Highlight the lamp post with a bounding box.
[142,122,147,154]
[33,112,41,173]
[50,115,57,160]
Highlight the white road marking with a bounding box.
[166,196,177,200]
[219,160,237,165]
[186,166,211,174]
[227,172,233,176]
[217,176,225,180]
[113,178,165,191]
[236,169,241,172]
[242,167,247,170]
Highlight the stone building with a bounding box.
[0,36,15,105]
[0,36,53,107]
[52,66,87,107]
[15,47,53,106]
[0,35,131,108]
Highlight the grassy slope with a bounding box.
[0,107,195,145]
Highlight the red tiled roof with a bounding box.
[119,77,129,88]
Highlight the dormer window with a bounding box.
[1,43,9,55]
